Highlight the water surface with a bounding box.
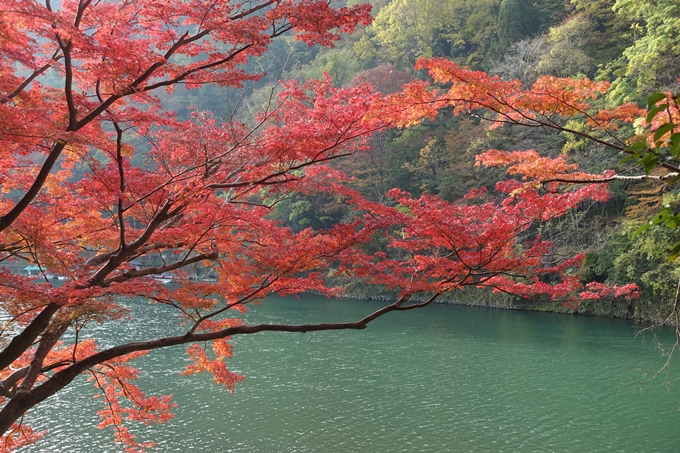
[20,295,680,452]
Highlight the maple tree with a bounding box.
[0,2,643,452]
[382,58,680,246]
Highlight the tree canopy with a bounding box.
[0,0,657,451]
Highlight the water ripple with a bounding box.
[18,296,680,452]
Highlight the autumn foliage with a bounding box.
[0,1,643,451]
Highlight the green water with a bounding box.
[20,295,680,452]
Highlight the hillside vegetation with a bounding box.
[173,0,680,321]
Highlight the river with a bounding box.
[19,295,680,452]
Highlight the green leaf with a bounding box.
[671,133,680,147]
[655,210,671,223]
[670,240,680,261]
[647,104,668,123]
[624,140,648,151]
[665,174,680,184]
[653,123,675,142]
[647,92,666,108]
[619,154,638,166]
[634,208,676,238]
[633,221,652,238]
[640,153,660,174]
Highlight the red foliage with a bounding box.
[0,4,640,451]
[0,0,381,449]
[348,64,414,95]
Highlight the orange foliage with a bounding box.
[0,5,641,451]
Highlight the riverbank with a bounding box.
[336,281,672,325]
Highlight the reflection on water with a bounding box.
[20,295,680,452]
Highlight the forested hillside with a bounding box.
[272,0,674,321]
[197,0,680,321]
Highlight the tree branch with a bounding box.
[84,200,182,287]
[0,141,67,233]
[0,293,441,436]
[0,304,60,371]
[16,324,69,394]
[84,242,184,267]
[207,153,352,189]
[542,172,680,186]
[1,62,56,102]
[99,251,218,286]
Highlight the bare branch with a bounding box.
[16,324,69,394]
[542,172,680,186]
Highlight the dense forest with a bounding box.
[162,0,680,321]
